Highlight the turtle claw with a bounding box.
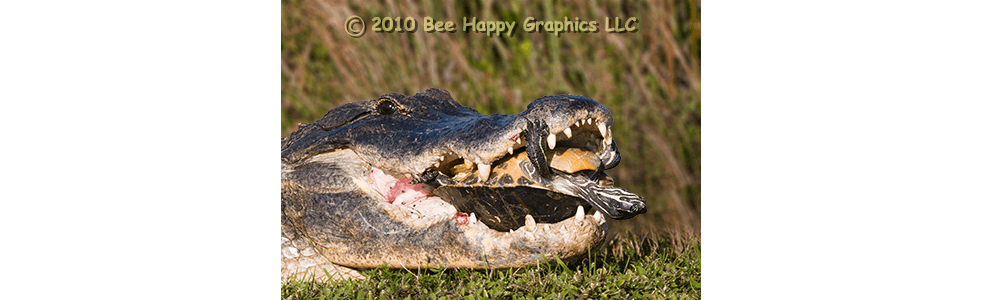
[411,170,454,187]
[410,169,440,184]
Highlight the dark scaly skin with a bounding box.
[524,120,553,178]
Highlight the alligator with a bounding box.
[281,88,646,281]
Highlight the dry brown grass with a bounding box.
[282,0,701,247]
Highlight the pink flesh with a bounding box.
[369,168,467,223]
[452,212,469,225]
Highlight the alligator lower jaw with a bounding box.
[367,165,607,247]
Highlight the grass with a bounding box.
[282,233,700,299]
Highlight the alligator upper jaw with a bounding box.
[369,121,643,234]
[421,114,617,184]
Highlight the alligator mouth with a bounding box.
[366,115,646,232]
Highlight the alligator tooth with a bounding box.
[525,214,536,231]
[478,163,491,182]
[563,127,572,138]
[547,133,556,149]
[598,121,607,139]
[517,136,522,145]
[593,211,604,224]
[439,155,444,161]
[575,120,580,127]
[469,213,477,225]
[507,146,513,155]
[604,134,612,146]
[587,118,592,125]
[575,205,585,222]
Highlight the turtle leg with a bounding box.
[410,169,440,184]
[523,119,553,178]
[598,141,620,170]
[410,170,454,186]
[585,141,620,181]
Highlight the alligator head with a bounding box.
[281,89,646,281]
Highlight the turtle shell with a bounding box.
[548,147,600,174]
[433,185,587,231]
[434,148,600,231]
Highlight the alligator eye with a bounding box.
[377,100,398,115]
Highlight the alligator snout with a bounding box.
[518,106,645,221]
